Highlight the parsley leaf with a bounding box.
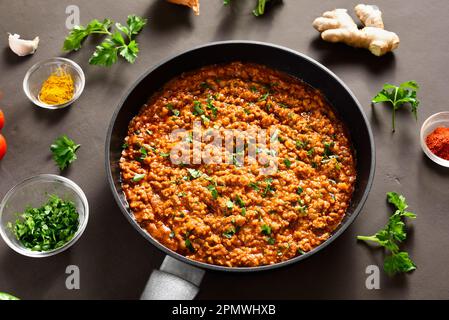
[89,38,119,66]
[384,251,416,276]
[387,191,408,212]
[116,15,147,39]
[63,18,112,51]
[372,81,420,132]
[119,39,139,64]
[357,192,417,276]
[50,135,80,171]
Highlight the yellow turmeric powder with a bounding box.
[39,67,74,105]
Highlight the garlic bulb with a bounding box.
[8,33,39,56]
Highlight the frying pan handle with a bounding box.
[140,255,205,300]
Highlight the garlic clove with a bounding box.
[8,33,40,57]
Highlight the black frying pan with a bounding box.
[105,41,375,299]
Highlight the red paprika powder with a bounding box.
[426,127,449,160]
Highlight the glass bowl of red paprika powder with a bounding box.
[421,111,449,168]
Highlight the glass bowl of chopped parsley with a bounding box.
[0,174,89,257]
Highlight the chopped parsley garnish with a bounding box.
[248,182,260,191]
[139,147,147,162]
[132,173,146,182]
[185,132,194,143]
[261,224,272,235]
[160,152,170,158]
[8,195,79,251]
[283,158,292,168]
[200,81,212,89]
[262,178,275,197]
[297,186,303,195]
[185,238,195,253]
[235,195,245,207]
[296,140,307,149]
[50,135,81,171]
[297,204,308,215]
[241,208,247,216]
[267,237,276,245]
[187,168,203,179]
[223,227,236,239]
[207,96,218,118]
[297,248,306,255]
[206,185,219,200]
[122,143,129,149]
[200,114,210,124]
[270,130,279,142]
[193,101,205,115]
[259,92,269,101]
[307,148,315,157]
[166,103,180,116]
[323,141,335,158]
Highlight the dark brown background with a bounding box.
[0,0,448,299]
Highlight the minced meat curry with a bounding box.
[120,62,356,267]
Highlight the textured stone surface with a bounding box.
[0,0,448,299]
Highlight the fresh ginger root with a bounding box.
[313,4,399,56]
[167,0,200,15]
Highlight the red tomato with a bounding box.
[0,134,6,160]
[0,109,4,130]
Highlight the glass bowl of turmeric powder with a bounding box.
[23,57,85,109]
[420,111,449,168]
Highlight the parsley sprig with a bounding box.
[63,15,147,66]
[50,135,80,171]
[357,192,417,276]
[372,81,420,132]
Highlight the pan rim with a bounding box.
[105,40,376,272]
